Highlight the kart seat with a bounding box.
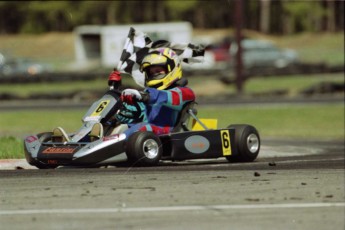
[52,127,70,142]
[89,123,104,142]
[172,101,197,133]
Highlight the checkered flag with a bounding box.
[117,27,153,87]
[117,27,205,87]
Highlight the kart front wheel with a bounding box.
[226,124,260,162]
[126,131,162,166]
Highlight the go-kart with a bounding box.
[24,89,260,169]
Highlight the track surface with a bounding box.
[0,139,344,230]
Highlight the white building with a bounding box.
[74,22,193,69]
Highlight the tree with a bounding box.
[325,0,336,32]
[282,1,327,34]
[0,2,26,34]
[20,1,79,33]
[260,0,271,33]
[0,0,343,34]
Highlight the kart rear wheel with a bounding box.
[126,131,162,166]
[226,124,260,162]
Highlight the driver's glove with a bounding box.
[121,89,149,104]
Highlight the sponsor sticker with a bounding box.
[84,116,101,122]
[185,135,210,154]
[220,130,231,156]
[42,147,76,154]
[103,134,119,142]
[25,136,38,143]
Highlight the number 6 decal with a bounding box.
[220,130,231,156]
[91,100,110,117]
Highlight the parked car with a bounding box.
[229,39,299,70]
[0,52,5,66]
[0,56,51,76]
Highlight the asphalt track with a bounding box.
[0,139,344,230]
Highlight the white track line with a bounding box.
[1,203,344,215]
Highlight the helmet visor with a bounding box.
[145,65,167,81]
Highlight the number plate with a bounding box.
[220,130,231,156]
[90,100,110,117]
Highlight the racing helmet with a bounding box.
[140,48,182,90]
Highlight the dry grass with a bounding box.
[0,32,75,65]
[1,30,343,67]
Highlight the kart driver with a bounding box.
[51,47,196,142]
[113,47,196,138]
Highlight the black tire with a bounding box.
[35,132,58,169]
[226,124,260,162]
[126,131,162,166]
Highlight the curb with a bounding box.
[0,159,36,170]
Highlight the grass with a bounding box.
[244,73,344,97]
[275,32,344,66]
[0,137,25,159]
[1,103,343,159]
[198,104,344,140]
[0,32,75,70]
[1,109,85,159]
[189,72,344,97]
[0,79,109,97]
[0,77,136,97]
[245,31,344,66]
[0,31,343,70]
[0,72,344,98]
[0,31,344,159]
[0,73,344,159]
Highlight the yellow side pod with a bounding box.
[192,119,218,131]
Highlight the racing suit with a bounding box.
[117,85,195,138]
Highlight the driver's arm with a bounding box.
[145,87,195,110]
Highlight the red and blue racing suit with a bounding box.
[123,86,195,137]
